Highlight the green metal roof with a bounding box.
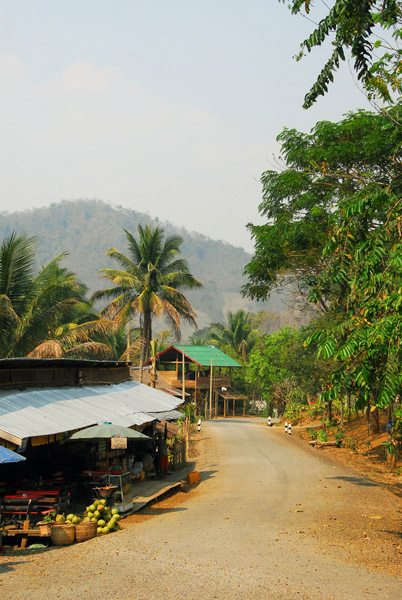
[171,345,242,368]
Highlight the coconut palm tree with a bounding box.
[0,231,113,358]
[209,310,260,361]
[93,225,202,363]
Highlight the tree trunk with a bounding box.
[366,393,372,436]
[327,399,332,424]
[347,390,352,422]
[340,394,344,428]
[141,310,152,364]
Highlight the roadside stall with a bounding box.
[68,423,151,513]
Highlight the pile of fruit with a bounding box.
[82,499,121,535]
[50,499,122,535]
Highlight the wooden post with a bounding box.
[139,355,144,383]
[233,398,235,417]
[182,347,189,459]
[243,397,246,416]
[151,354,156,388]
[194,375,197,415]
[209,358,213,419]
[214,388,218,417]
[223,394,226,418]
[21,519,29,548]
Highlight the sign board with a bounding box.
[111,437,127,449]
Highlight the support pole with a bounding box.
[209,358,213,419]
[182,347,189,459]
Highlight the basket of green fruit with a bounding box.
[75,519,97,542]
[50,519,75,545]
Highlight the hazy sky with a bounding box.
[0,1,371,251]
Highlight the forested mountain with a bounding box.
[0,200,286,335]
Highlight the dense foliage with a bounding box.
[246,326,333,413]
[0,232,111,358]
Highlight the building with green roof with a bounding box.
[146,345,246,417]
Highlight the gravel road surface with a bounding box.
[1,418,401,599]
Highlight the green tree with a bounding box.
[304,164,402,428]
[246,326,330,412]
[243,106,402,306]
[287,0,402,107]
[93,225,202,363]
[209,310,261,361]
[289,105,402,431]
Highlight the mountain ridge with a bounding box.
[0,199,282,333]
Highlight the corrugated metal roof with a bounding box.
[0,381,182,443]
[153,345,241,367]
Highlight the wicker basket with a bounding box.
[75,520,97,543]
[37,521,52,536]
[50,523,75,546]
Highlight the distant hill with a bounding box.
[0,199,286,336]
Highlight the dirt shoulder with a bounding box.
[286,413,402,499]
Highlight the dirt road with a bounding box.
[1,418,401,599]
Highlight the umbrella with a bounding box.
[0,445,27,464]
[68,423,151,441]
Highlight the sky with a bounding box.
[0,1,372,252]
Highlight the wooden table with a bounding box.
[1,519,49,548]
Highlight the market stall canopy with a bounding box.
[146,410,185,421]
[0,445,26,464]
[0,380,182,445]
[68,423,151,441]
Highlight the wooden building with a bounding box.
[146,345,245,417]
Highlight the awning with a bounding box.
[147,410,185,421]
[0,381,182,445]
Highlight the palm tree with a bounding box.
[0,231,113,358]
[209,310,260,361]
[93,225,202,363]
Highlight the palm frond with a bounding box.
[104,250,135,273]
[28,340,64,358]
[64,341,114,359]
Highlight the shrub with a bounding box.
[334,430,345,445]
[344,437,359,452]
[306,427,318,440]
